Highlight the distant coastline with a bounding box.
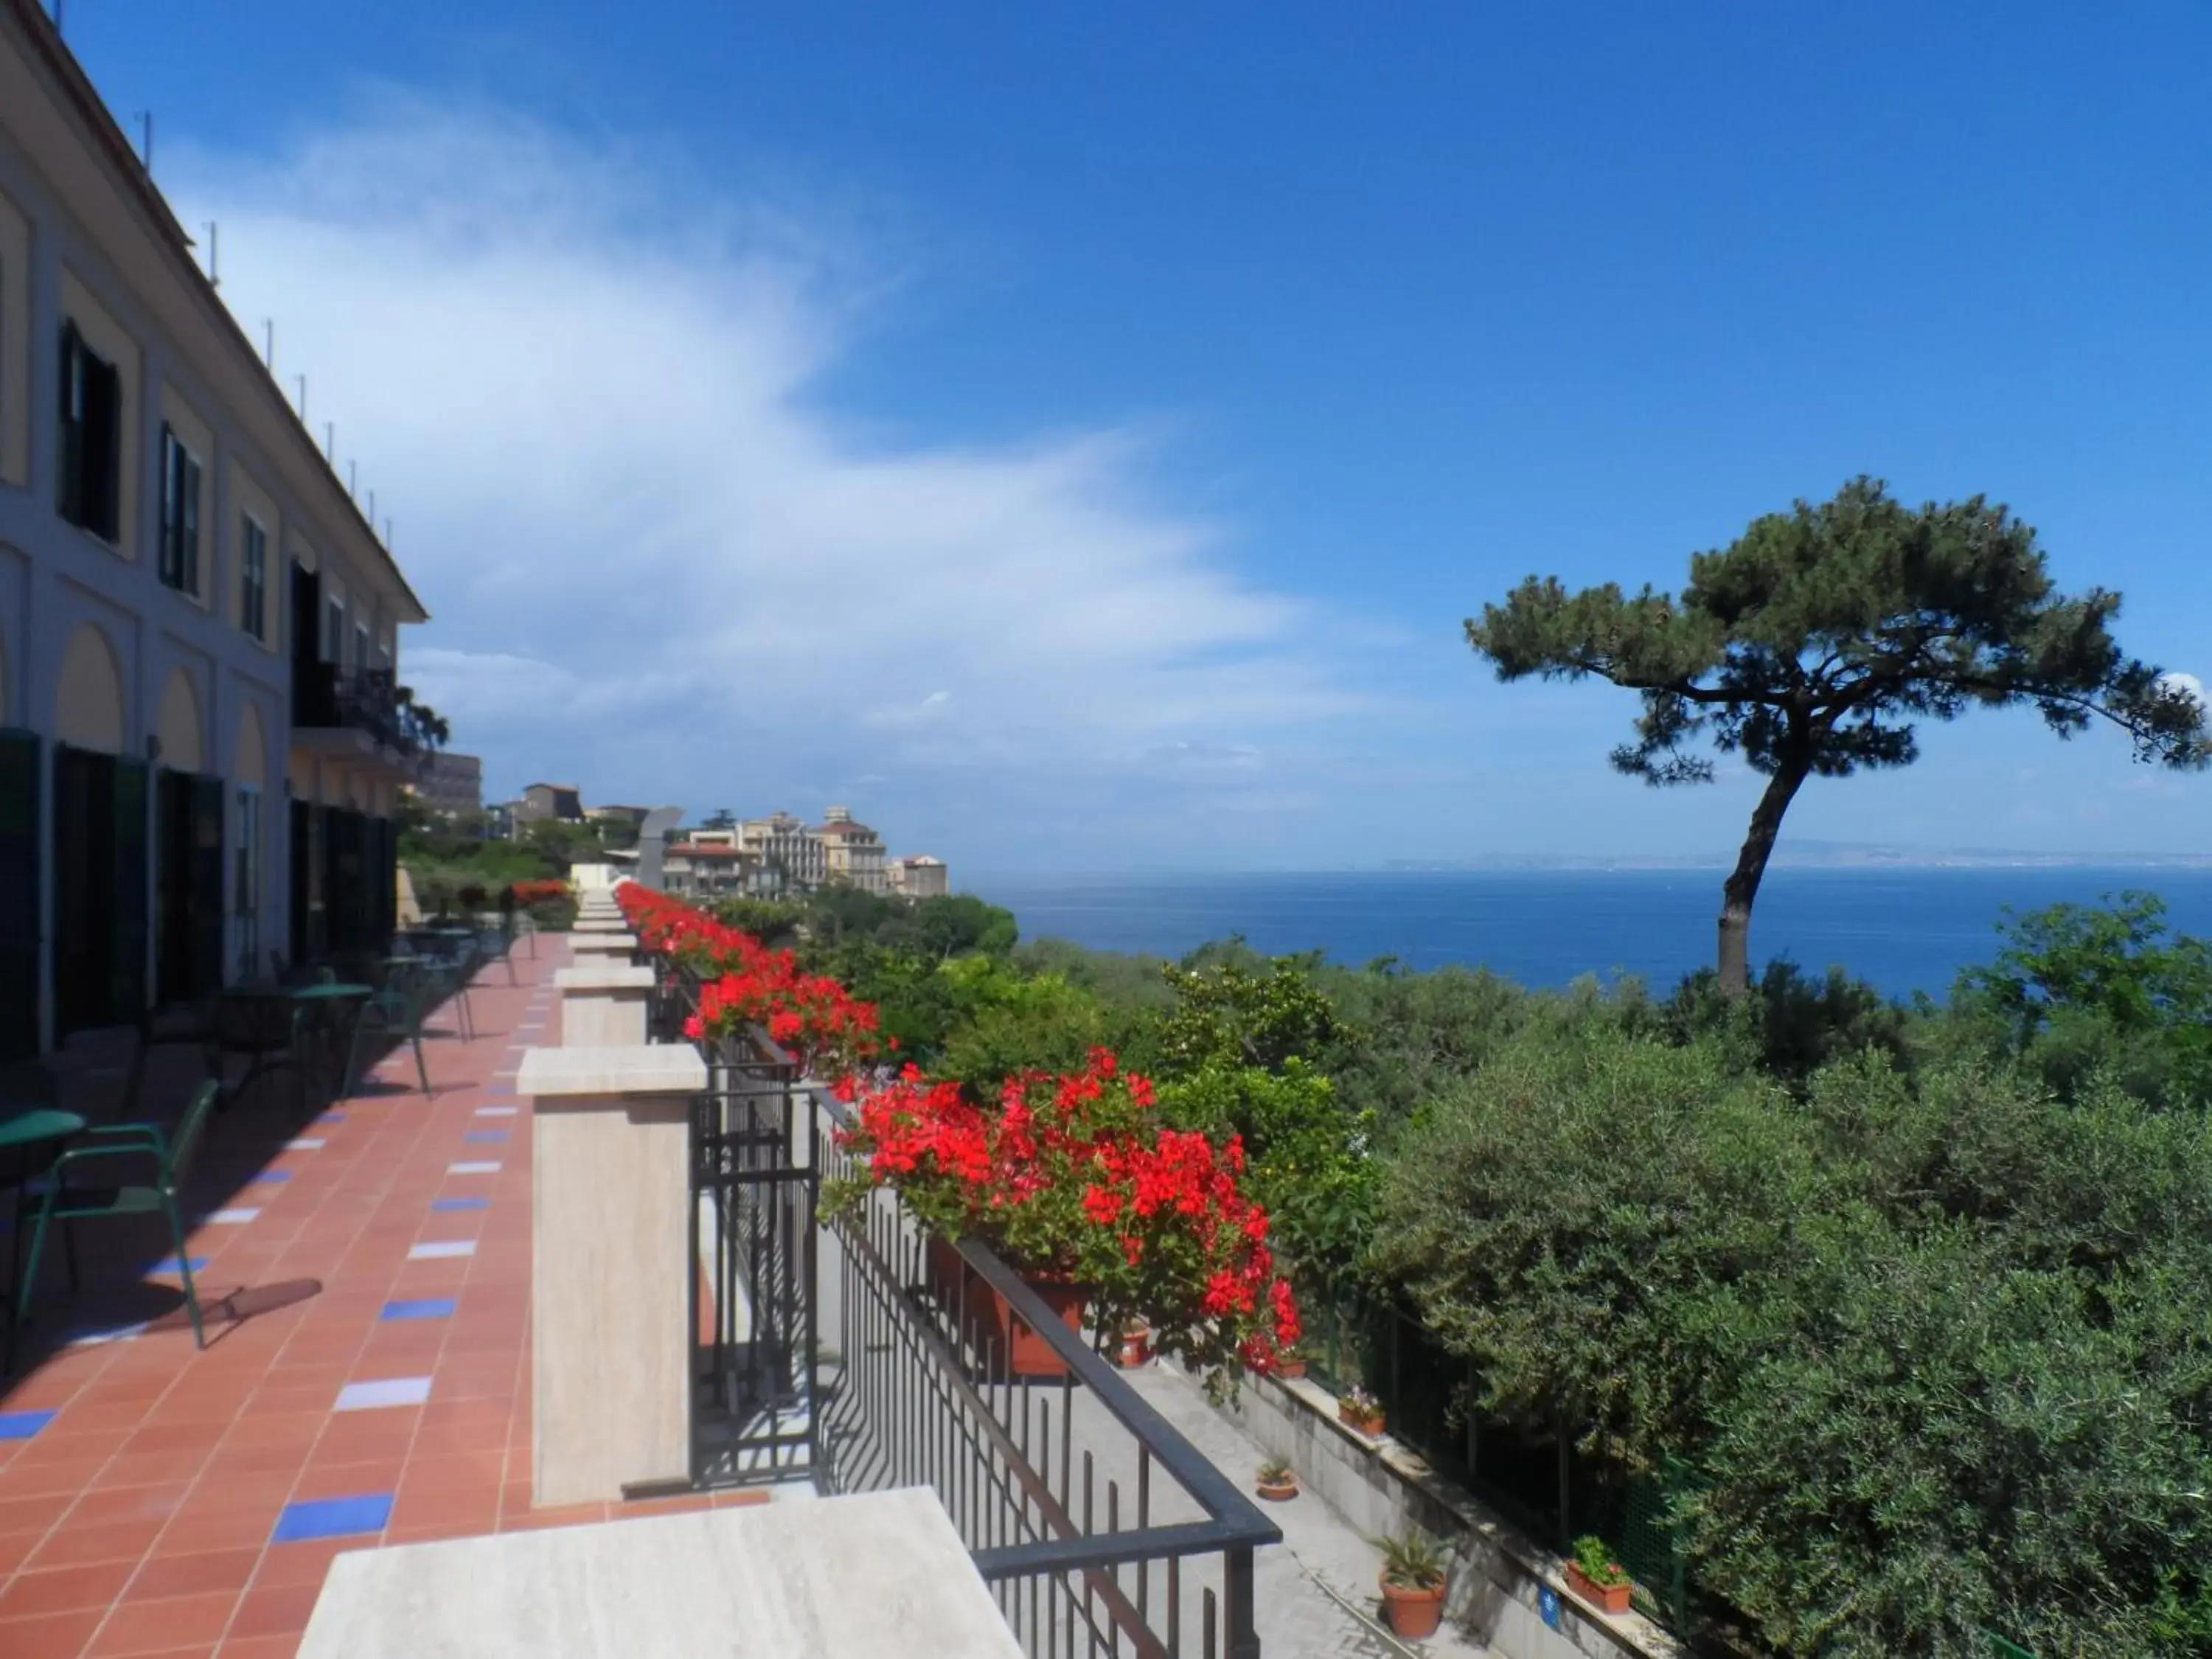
[1382,841,2212,874]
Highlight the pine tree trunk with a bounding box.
[1717,757,1812,998]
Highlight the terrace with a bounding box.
[0,894,1492,1659]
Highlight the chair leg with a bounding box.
[60,1219,80,1292]
[15,1193,56,1332]
[411,1026,431,1095]
[162,1196,206,1349]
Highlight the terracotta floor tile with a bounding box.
[86,1588,240,1655]
[0,1557,142,1618]
[24,1515,169,1569]
[215,1632,302,1658]
[121,1545,265,1603]
[225,1580,323,1642]
[386,1484,498,1532]
[248,1537,350,1591]
[92,1450,212,1492]
[65,1485,193,1528]
[149,1508,278,1557]
[0,1604,110,1659]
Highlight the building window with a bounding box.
[354,622,370,676]
[240,514,268,640]
[159,424,203,594]
[57,322,122,538]
[324,594,344,666]
[234,786,261,980]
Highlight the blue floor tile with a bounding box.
[0,1408,58,1440]
[272,1492,394,1543]
[149,1256,210,1276]
[251,1169,293,1184]
[380,1298,459,1321]
[462,1131,508,1145]
[431,1197,489,1213]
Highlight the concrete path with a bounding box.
[1122,1366,1492,1659]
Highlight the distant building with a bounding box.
[739,811,827,894]
[663,834,760,899]
[516,782,583,824]
[886,855,949,900]
[588,804,651,828]
[487,800,520,840]
[411,751,483,818]
[815,806,887,894]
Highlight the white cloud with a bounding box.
[173,99,1363,846]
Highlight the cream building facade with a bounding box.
[814,806,886,894]
[0,0,427,1055]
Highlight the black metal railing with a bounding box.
[658,962,1280,1659]
[691,1039,819,1486]
[291,664,436,758]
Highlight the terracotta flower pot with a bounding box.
[1256,1473,1298,1503]
[1340,1401,1385,1438]
[1380,1578,1445,1640]
[1565,1561,1634,1616]
[1276,1357,1308,1380]
[1119,1329,1152,1368]
[925,1234,1088,1380]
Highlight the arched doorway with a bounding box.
[153,667,222,1005]
[53,623,147,1033]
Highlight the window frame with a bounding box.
[158,422,204,596]
[57,321,122,540]
[239,512,269,641]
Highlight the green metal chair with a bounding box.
[342,960,434,1097]
[16,1079,223,1350]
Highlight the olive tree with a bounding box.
[1466,478,2208,993]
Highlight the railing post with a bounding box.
[517,1041,706,1506]
[1223,1545,1260,1659]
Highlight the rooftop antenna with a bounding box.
[137,111,153,173]
[262,319,274,370]
[367,489,376,522]
[384,518,393,548]
[348,459,358,498]
[204,222,218,288]
[325,422,335,462]
[296,375,307,421]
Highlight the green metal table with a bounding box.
[1,1106,88,1369]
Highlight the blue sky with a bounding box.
[65,1,2212,871]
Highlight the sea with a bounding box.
[968,867,2212,1000]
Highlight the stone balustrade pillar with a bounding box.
[515,1043,706,1507]
[554,961,656,1046]
[569,930,639,964]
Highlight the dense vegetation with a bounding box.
[397,801,634,925]
[737,883,2212,1658]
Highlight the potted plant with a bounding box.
[1376,1530,1449,1640]
[1339,1383,1385,1438]
[1256,1458,1298,1502]
[1565,1535,1633,1615]
[1275,1343,1309,1381]
[1119,1318,1152,1368]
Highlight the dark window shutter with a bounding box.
[111,757,150,1022]
[57,324,83,521]
[183,451,202,594]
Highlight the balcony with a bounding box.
[0,915,1438,1659]
[289,666,431,769]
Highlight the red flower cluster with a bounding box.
[617,883,880,1074]
[508,879,569,905]
[835,1048,1301,1383]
